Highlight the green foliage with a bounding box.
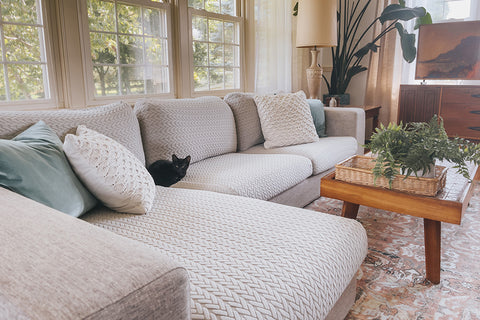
[294,0,432,95]
[365,116,480,187]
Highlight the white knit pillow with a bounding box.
[63,125,155,214]
[254,91,319,149]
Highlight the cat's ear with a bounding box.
[172,154,179,161]
[185,155,191,164]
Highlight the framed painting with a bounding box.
[415,20,480,80]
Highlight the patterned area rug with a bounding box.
[306,183,480,319]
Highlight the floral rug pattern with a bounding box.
[306,183,480,320]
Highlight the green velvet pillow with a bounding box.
[0,121,97,217]
[307,99,327,137]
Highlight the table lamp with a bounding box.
[296,0,337,99]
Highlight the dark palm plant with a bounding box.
[294,0,432,95]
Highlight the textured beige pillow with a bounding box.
[63,126,155,214]
[254,91,319,149]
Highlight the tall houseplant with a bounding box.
[294,0,432,104]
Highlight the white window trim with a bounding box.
[0,0,58,110]
[187,6,245,97]
[77,0,176,107]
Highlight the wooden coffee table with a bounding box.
[321,162,479,284]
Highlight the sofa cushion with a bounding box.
[1,187,190,320]
[243,136,358,175]
[135,97,237,166]
[0,101,145,164]
[254,91,319,149]
[0,121,97,217]
[64,126,155,214]
[224,92,264,151]
[171,153,312,200]
[83,187,368,320]
[308,99,327,137]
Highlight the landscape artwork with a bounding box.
[415,21,480,80]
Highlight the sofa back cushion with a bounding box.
[135,97,236,166]
[0,102,145,164]
[224,92,264,151]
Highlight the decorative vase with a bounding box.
[323,93,350,106]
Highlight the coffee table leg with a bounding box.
[342,202,360,219]
[424,218,441,284]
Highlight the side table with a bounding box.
[342,105,381,139]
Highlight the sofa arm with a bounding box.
[324,107,365,154]
[0,188,190,320]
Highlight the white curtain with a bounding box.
[253,0,292,94]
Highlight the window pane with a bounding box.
[224,22,234,43]
[117,4,142,34]
[221,0,235,15]
[205,0,220,13]
[144,8,166,37]
[194,66,208,90]
[209,67,223,90]
[188,0,204,9]
[225,67,234,89]
[4,25,41,62]
[88,0,115,32]
[0,69,5,100]
[209,43,223,66]
[192,16,208,41]
[93,65,119,96]
[2,0,38,24]
[118,35,144,65]
[146,66,169,94]
[209,19,223,42]
[193,41,208,66]
[224,45,233,66]
[120,66,144,94]
[145,38,166,65]
[233,45,240,66]
[7,64,45,100]
[90,32,117,64]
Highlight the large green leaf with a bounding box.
[414,12,432,30]
[395,23,416,63]
[354,43,380,59]
[379,4,426,24]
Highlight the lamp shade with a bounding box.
[296,0,337,48]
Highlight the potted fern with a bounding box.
[294,0,432,104]
[365,116,480,187]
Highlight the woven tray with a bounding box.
[335,155,447,196]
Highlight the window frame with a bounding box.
[187,5,244,97]
[0,0,58,110]
[78,0,175,106]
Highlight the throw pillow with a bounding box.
[307,99,327,137]
[0,121,97,217]
[63,125,155,214]
[224,92,264,151]
[254,91,320,149]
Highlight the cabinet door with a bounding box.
[398,86,440,124]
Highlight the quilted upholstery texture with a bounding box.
[0,102,145,164]
[172,153,313,200]
[82,187,368,320]
[243,137,358,175]
[254,91,319,149]
[63,126,155,214]
[223,92,264,151]
[135,97,237,166]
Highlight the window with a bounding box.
[0,0,54,106]
[188,0,242,94]
[83,0,173,101]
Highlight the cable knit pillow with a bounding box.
[63,126,155,214]
[254,91,320,149]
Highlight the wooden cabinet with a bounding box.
[398,85,480,140]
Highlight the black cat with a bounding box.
[147,154,191,187]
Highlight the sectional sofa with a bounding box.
[0,94,368,320]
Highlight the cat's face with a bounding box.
[172,154,191,171]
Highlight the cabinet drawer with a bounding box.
[440,102,480,139]
[442,87,480,105]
